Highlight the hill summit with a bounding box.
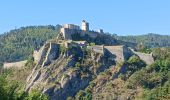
[7,20,152,100]
[0,21,170,100]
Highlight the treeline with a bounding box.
[117,33,170,48]
[0,25,61,63]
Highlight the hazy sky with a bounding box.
[0,0,170,35]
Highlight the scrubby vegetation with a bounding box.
[70,48,170,100]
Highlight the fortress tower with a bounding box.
[81,20,89,31]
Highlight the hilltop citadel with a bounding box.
[2,20,155,100]
[3,20,154,69]
[59,20,103,40]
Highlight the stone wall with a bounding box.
[88,45,104,54]
[3,60,27,69]
[105,45,154,65]
[61,28,101,40]
[130,48,154,65]
[105,45,125,62]
[104,45,133,63]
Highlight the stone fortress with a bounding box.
[60,20,103,40]
[3,20,154,69]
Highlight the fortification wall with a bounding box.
[105,46,125,62]
[105,46,154,65]
[3,60,27,69]
[61,28,77,40]
[130,48,154,65]
[88,45,104,54]
[87,31,99,38]
[61,28,101,40]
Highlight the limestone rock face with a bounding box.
[33,42,60,67]
[26,40,154,100]
[26,41,118,100]
[44,71,91,100]
[26,43,85,99]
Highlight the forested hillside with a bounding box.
[0,25,61,63]
[117,33,170,48]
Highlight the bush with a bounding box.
[127,55,146,71]
[60,44,67,54]
[26,89,49,100]
[75,62,81,68]
[89,42,95,46]
[75,90,92,100]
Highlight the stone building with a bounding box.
[63,24,80,30]
[81,20,89,31]
[60,20,104,40]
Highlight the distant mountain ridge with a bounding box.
[117,33,170,48]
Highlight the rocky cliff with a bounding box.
[25,41,117,100]
[25,40,154,100]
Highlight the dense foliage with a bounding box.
[0,60,48,100]
[0,25,60,63]
[127,48,170,99]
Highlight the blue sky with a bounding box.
[0,0,170,35]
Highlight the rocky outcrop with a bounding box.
[26,39,155,100]
[33,42,60,67]
[44,70,91,100]
[41,42,60,67]
[26,42,87,99]
[26,41,118,100]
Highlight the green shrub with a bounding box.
[89,42,95,46]
[75,62,81,68]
